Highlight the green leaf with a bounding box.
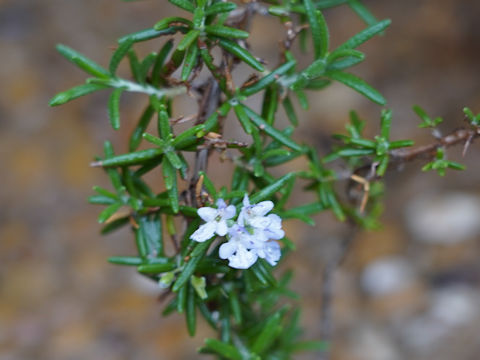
[94,148,164,167]
[118,27,180,44]
[168,0,195,12]
[251,312,282,354]
[137,262,175,273]
[178,29,200,51]
[203,338,242,360]
[282,96,299,126]
[88,195,117,205]
[241,59,296,96]
[129,105,155,151]
[100,217,129,235]
[303,0,329,59]
[233,103,253,134]
[186,283,197,336]
[336,148,374,157]
[228,289,242,325]
[56,44,110,78]
[327,71,386,105]
[138,214,164,256]
[205,2,237,15]
[205,25,249,39]
[165,150,184,170]
[109,39,134,75]
[128,50,142,82]
[173,238,214,292]
[108,256,143,266]
[154,16,193,30]
[242,106,303,152]
[108,88,123,130]
[152,40,174,86]
[181,42,199,81]
[250,172,296,203]
[97,202,123,224]
[447,161,466,171]
[337,19,391,50]
[139,52,157,82]
[49,83,106,106]
[217,38,264,71]
[348,0,378,26]
[177,283,188,313]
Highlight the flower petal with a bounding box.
[242,194,250,207]
[190,221,216,242]
[251,201,274,216]
[249,216,271,229]
[216,198,227,209]
[219,241,237,259]
[198,207,218,222]
[228,245,258,269]
[216,219,228,236]
[223,205,236,220]
[263,241,281,266]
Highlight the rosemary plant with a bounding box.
[50,0,479,358]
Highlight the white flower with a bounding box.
[238,195,274,228]
[219,224,258,269]
[190,194,285,269]
[190,199,236,242]
[238,195,285,241]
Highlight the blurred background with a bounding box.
[1,1,480,359]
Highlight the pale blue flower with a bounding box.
[219,224,258,269]
[190,199,236,242]
[253,240,281,266]
[190,194,285,269]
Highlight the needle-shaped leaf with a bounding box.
[241,59,296,96]
[137,262,176,273]
[94,148,164,167]
[56,44,110,78]
[129,105,155,151]
[98,202,123,224]
[109,39,134,75]
[177,29,200,51]
[172,238,214,292]
[348,0,378,26]
[303,0,329,59]
[88,195,117,205]
[327,71,386,105]
[217,38,264,71]
[154,17,193,30]
[282,96,299,126]
[168,0,195,12]
[337,19,391,50]
[108,88,124,130]
[242,106,303,152]
[205,25,249,39]
[138,214,164,256]
[181,43,199,81]
[202,339,242,360]
[250,172,297,203]
[251,311,282,354]
[49,83,107,106]
[205,2,237,15]
[108,256,143,266]
[233,103,253,134]
[118,27,181,44]
[152,39,174,86]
